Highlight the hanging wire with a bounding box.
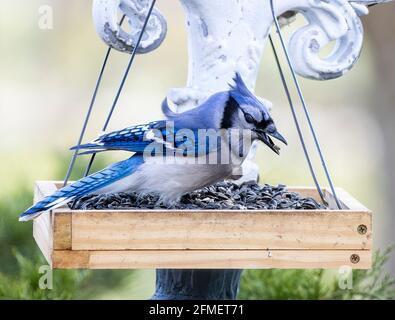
[268,36,326,205]
[84,0,157,177]
[63,15,127,187]
[269,0,342,209]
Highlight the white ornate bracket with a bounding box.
[92,0,167,53]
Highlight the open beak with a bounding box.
[253,128,287,155]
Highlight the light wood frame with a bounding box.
[32,181,372,269]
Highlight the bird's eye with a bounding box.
[244,113,255,124]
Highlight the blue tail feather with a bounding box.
[19,155,144,221]
[70,143,101,150]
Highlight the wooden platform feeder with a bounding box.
[33,181,372,269]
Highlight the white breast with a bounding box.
[126,157,234,201]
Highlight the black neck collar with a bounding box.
[220,96,239,129]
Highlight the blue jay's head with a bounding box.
[222,72,287,154]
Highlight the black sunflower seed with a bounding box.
[70,181,328,211]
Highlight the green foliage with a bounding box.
[0,184,35,274]
[239,269,327,300]
[239,247,395,300]
[330,247,395,300]
[0,250,88,299]
[0,152,145,300]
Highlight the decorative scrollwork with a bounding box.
[91,0,391,104]
[272,0,387,80]
[92,0,167,54]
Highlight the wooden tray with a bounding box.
[32,181,372,269]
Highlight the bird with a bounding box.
[19,73,287,221]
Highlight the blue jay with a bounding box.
[20,73,286,221]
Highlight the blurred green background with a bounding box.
[0,1,394,299]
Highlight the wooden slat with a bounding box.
[33,213,53,266]
[34,182,72,251]
[70,210,371,251]
[53,250,90,269]
[35,181,58,198]
[52,250,371,269]
[33,181,58,266]
[332,188,370,212]
[53,213,72,250]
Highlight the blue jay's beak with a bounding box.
[253,125,287,155]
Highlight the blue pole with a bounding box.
[152,269,243,300]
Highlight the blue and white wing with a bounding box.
[71,121,219,156]
[70,121,171,155]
